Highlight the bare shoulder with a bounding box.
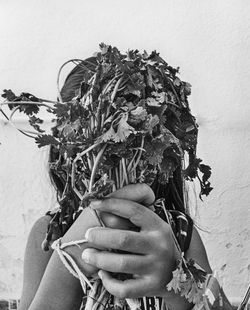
[185,225,212,273]
[30,215,51,235]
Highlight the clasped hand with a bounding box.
[80,184,180,299]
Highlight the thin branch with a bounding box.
[129,136,145,173]
[9,106,21,121]
[0,101,55,110]
[71,143,101,199]
[0,107,38,138]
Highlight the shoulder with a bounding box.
[185,226,212,273]
[31,215,51,232]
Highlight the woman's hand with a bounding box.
[81,184,181,299]
[60,183,155,276]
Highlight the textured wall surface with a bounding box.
[0,0,250,302]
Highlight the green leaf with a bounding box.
[3,91,40,115]
[98,126,116,142]
[16,92,40,115]
[147,97,161,107]
[114,113,135,142]
[199,164,212,184]
[183,158,202,180]
[29,115,45,133]
[35,134,60,148]
[167,260,187,293]
[187,259,207,283]
[54,103,70,118]
[151,91,167,103]
[143,114,159,134]
[129,106,147,125]
[1,89,16,102]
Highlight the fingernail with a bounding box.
[85,227,94,240]
[90,200,102,209]
[81,250,90,263]
[98,270,103,280]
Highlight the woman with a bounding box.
[18,51,233,310]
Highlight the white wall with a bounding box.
[0,0,250,302]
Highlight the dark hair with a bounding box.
[49,56,187,215]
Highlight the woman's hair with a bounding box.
[49,56,187,215]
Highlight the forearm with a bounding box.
[28,251,83,310]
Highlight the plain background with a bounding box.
[0,0,250,302]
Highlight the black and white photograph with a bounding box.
[0,1,249,309]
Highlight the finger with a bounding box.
[108,183,155,206]
[98,270,151,299]
[90,198,160,229]
[99,211,137,231]
[81,248,150,274]
[85,227,155,254]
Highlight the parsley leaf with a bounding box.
[35,134,60,148]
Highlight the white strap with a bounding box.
[51,237,94,293]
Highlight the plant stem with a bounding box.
[115,167,119,189]
[129,136,145,172]
[71,143,101,199]
[96,98,102,133]
[121,158,129,185]
[0,108,38,138]
[111,77,123,102]
[9,106,22,121]
[102,74,121,95]
[119,160,123,188]
[166,77,181,107]
[0,101,55,110]
[127,149,139,172]
[89,144,106,193]
[86,153,93,171]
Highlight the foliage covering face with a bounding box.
[1,43,212,242]
[1,43,215,308]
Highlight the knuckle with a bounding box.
[117,256,128,271]
[102,198,117,212]
[150,274,161,289]
[157,239,168,254]
[153,229,170,254]
[140,183,151,193]
[117,232,130,248]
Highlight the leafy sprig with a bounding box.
[167,258,206,306]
